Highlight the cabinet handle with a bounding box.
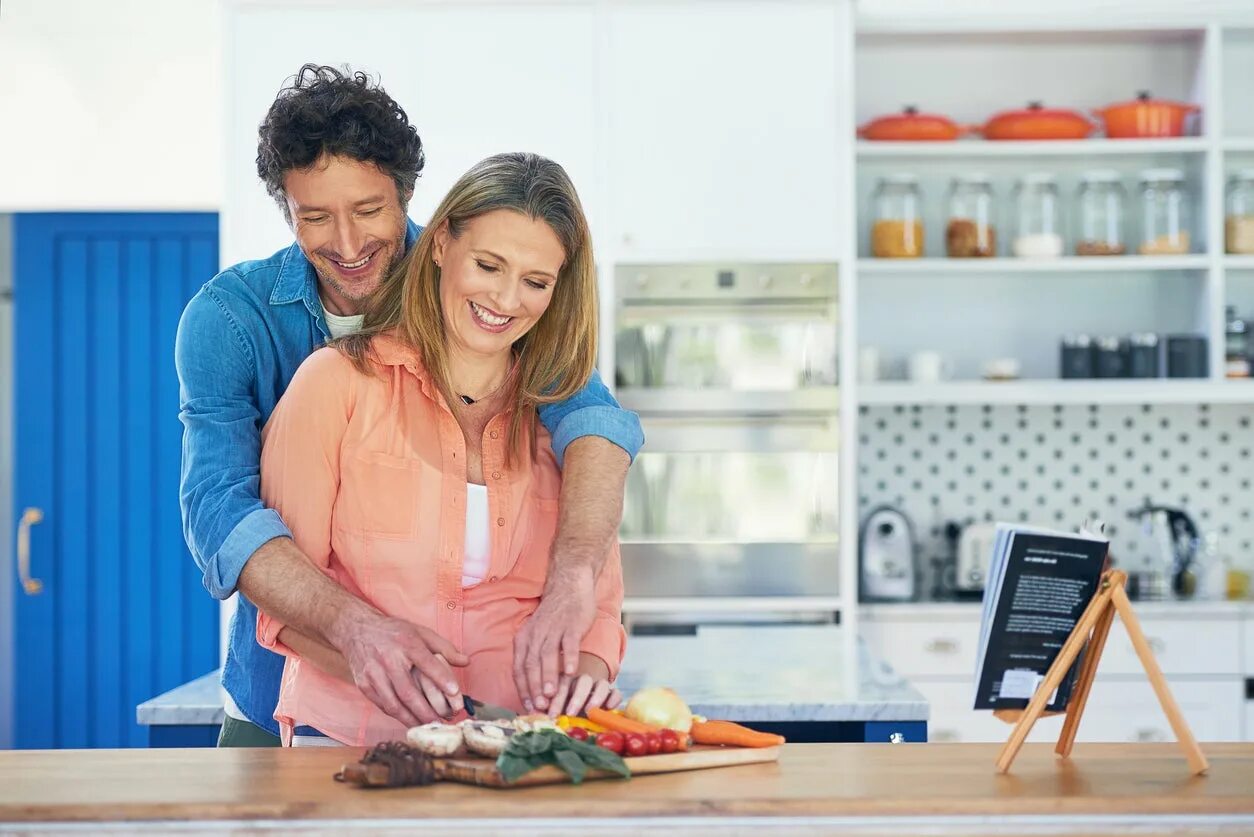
[926,638,958,654]
[1147,637,1165,655]
[932,729,960,743]
[1135,728,1166,743]
[17,507,44,595]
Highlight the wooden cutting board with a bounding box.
[343,745,782,789]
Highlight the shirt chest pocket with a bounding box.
[338,451,439,539]
[504,496,561,585]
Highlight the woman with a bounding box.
[255,152,626,747]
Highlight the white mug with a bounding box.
[858,346,881,382]
[909,351,951,383]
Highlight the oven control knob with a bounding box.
[758,274,773,289]
[634,273,648,288]
[799,272,813,286]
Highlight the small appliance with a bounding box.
[955,521,999,599]
[859,506,916,602]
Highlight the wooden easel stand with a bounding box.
[994,570,1209,776]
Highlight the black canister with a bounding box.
[1060,334,1094,379]
[1094,336,1127,378]
[1127,333,1161,378]
[1166,334,1209,378]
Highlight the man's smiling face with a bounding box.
[283,154,408,315]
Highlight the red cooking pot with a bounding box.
[858,106,964,142]
[972,101,1094,141]
[1092,91,1199,138]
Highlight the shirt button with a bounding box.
[489,576,498,583]
[492,471,501,480]
[445,601,456,610]
[497,517,505,527]
[490,430,499,439]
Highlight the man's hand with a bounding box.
[330,607,469,728]
[513,564,596,712]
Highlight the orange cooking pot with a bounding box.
[1093,91,1199,138]
[972,101,1094,141]
[858,106,964,142]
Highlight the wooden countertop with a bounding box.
[3,744,1253,832]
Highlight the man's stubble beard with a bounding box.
[313,233,407,306]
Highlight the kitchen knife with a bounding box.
[462,694,518,721]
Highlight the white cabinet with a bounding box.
[604,2,846,261]
[918,678,1244,744]
[860,615,982,678]
[862,604,1251,743]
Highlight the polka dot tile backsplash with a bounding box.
[857,403,1254,596]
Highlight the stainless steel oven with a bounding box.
[613,262,841,623]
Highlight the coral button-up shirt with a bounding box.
[255,334,626,746]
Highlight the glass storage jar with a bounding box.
[1011,172,1064,258]
[1075,170,1127,256]
[1137,168,1191,255]
[871,174,924,258]
[946,174,996,257]
[1225,170,1254,255]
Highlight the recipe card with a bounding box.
[972,524,1109,713]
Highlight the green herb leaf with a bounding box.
[496,753,538,784]
[554,749,588,785]
[575,743,631,778]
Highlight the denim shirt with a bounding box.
[175,219,643,735]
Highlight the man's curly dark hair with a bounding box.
[257,64,425,221]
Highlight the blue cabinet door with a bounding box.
[13,213,220,748]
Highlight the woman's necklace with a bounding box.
[456,371,509,406]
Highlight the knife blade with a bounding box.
[462,694,518,721]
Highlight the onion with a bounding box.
[624,687,693,733]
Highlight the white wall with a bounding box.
[0,0,221,211]
[3,0,1254,214]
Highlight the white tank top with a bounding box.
[462,483,491,587]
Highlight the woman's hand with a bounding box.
[545,653,621,717]
[546,674,622,717]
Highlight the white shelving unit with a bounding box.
[860,379,1254,407]
[852,20,1254,394]
[857,256,1209,274]
[856,138,1209,158]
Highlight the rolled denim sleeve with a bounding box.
[175,284,291,600]
[537,369,644,467]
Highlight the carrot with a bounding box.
[690,720,785,749]
[586,707,659,736]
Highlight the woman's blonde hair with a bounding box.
[339,152,599,462]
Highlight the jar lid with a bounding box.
[1139,168,1184,182]
[1095,336,1122,350]
[879,173,918,185]
[1081,169,1121,183]
[1129,333,1160,347]
[1019,172,1057,185]
[1062,334,1093,347]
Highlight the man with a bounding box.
[176,64,642,746]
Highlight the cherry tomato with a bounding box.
[645,731,662,755]
[567,727,590,742]
[658,729,681,754]
[624,732,648,758]
[596,731,625,755]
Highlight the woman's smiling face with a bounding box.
[433,209,564,360]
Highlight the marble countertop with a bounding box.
[138,625,927,726]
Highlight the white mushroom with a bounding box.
[405,722,463,757]
[460,720,513,758]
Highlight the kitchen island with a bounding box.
[139,626,929,745]
[4,743,1253,834]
